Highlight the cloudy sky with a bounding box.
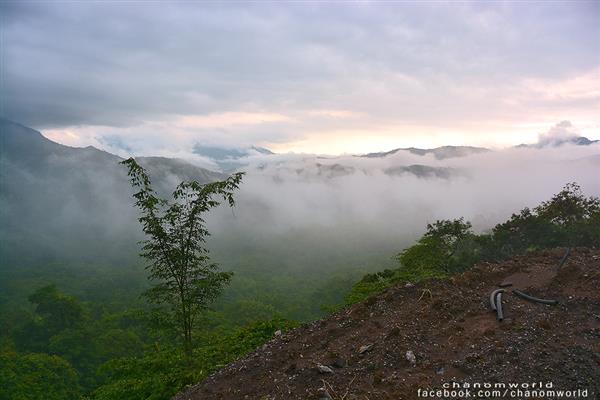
[1,1,599,156]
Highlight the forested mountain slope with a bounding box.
[0,118,223,266]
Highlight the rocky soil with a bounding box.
[174,248,600,399]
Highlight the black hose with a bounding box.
[558,247,572,269]
[496,292,504,321]
[513,289,558,305]
[489,289,505,311]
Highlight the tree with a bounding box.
[397,218,475,276]
[28,285,85,335]
[535,182,597,227]
[487,183,600,256]
[349,183,600,308]
[121,158,243,361]
[534,182,600,246]
[489,207,561,256]
[0,350,81,400]
[14,285,86,353]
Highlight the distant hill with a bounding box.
[193,144,274,171]
[384,164,456,179]
[256,162,457,181]
[0,119,222,181]
[136,156,225,195]
[362,145,490,159]
[516,136,599,148]
[0,118,224,266]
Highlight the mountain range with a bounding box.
[516,136,599,148]
[1,117,599,267]
[361,145,490,159]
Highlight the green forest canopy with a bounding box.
[1,182,598,399]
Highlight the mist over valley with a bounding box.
[2,118,598,321]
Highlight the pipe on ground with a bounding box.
[496,292,504,321]
[558,247,572,269]
[513,289,558,305]
[489,289,505,311]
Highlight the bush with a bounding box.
[0,350,81,400]
[346,183,600,304]
[93,317,298,400]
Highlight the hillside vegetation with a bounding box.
[1,183,598,399]
[346,183,600,304]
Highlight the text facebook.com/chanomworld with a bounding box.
[417,381,590,398]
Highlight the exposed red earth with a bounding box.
[174,248,600,400]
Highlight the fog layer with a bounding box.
[1,119,599,319]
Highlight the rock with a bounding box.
[332,357,346,368]
[405,350,416,366]
[317,387,332,399]
[405,282,415,288]
[285,363,297,374]
[316,364,334,374]
[274,330,282,337]
[359,343,374,354]
[386,326,401,338]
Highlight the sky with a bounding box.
[1,1,599,156]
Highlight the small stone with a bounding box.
[274,330,282,337]
[386,326,401,338]
[359,343,374,354]
[333,357,346,368]
[317,387,332,399]
[316,364,334,374]
[405,350,416,366]
[405,282,415,288]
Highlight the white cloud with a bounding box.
[537,121,580,146]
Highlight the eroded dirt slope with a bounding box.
[174,248,600,400]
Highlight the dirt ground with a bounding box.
[174,248,600,400]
